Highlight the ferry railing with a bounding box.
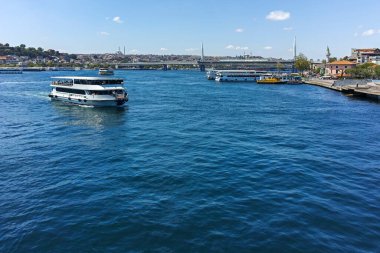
[52,81,73,86]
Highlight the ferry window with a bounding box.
[73,79,123,85]
[89,90,113,95]
[55,80,72,85]
[56,87,85,95]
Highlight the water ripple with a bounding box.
[0,70,379,252]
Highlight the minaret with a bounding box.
[326,46,331,63]
[292,36,297,73]
[201,42,204,61]
[293,36,297,61]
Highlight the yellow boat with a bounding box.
[257,77,287,84]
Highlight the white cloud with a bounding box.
[235,28,244,33]
[130,49,139,54]
[266,10,290,21]
[283,27,293,31]
[113,16,123,24]
[264,46,272,50]
[226,45,248,50]
[185,48,198,52]
[99,31,110,36]
[160,47,168,51]
[288,48,293,52]
[361,29,380,36]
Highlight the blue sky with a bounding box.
[1,0,380,60]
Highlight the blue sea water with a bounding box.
[0,70,379,253]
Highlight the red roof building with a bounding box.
[326,60,356,77]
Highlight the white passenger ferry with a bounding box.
[206,69,218,80]
[49,76,128,107]
[214,70,267,82]
[99,68,114,75]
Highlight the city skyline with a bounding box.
[1,0,380,60]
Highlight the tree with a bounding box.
[276,61,284,73]
[375,65,380,78]
[329,57,337,63]
[345,63,376,79]
[69,54,77,60]
[295,53,310,75]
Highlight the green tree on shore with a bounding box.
[0,42,64,59]
[295,53,310,75]
[375,65,380,78]
[345,63,380,79]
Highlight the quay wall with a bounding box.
[305,78,380,102]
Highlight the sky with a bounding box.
[1,0,380,60]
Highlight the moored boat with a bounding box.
[0,68,23,74]
[48,76,128,107]
[215,70,266,82]
[257,76,287,84]
[99,68,114,75]
[206,69,218,80]
[288,74,303,84]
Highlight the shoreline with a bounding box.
[305,78,380,102]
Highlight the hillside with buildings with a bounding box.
[1,42,380,78]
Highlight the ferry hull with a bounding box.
[215,77,259,82]
[49,95,127,107]
[256,81,287,84]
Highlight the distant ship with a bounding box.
[0,68,23,74]
[49,76,128,107]
[98,68,114,75]
[214,70,267,82]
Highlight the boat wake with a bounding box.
[0,81,50,85]
[78,104,95,108]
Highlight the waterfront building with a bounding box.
[350,48,380,64]
[370,56,380,65]
[310,61,324,73]
[325,60,356,77]
[0,55,20,65]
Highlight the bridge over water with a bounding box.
[113,59,295,72]
[115,61,197,71]
[197,60,295,72]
